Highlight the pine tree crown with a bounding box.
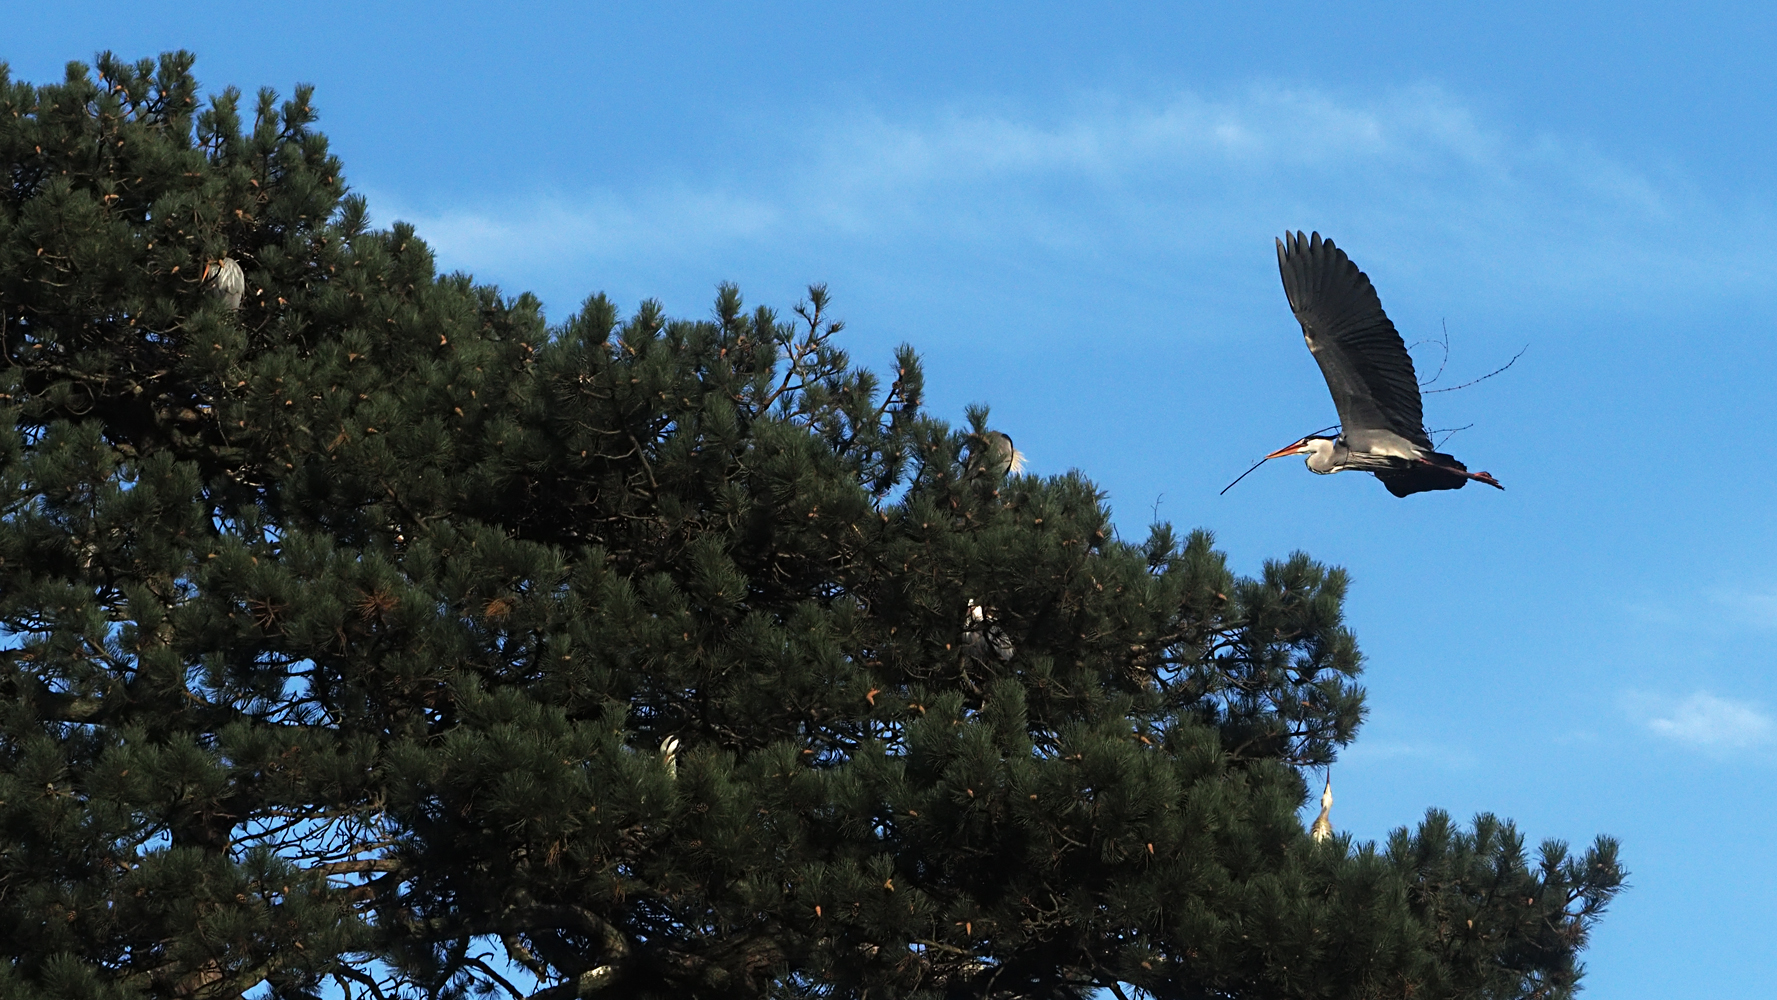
[0,53,1623,1000]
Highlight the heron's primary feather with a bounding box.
[1276,232,1429,449]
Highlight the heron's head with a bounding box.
[1265,435,1341,474]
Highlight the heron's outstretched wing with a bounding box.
[1276,231,1429,448]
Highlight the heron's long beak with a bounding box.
[1264,439,1310,460]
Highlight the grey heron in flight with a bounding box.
[1252,231,1503,498]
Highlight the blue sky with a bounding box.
[11,3,1777,995]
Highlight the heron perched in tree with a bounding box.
[204,256,245,311]
[1254,232,1503,498]
[1310,772,1334,842]
[966,430,1024,477]
[961,599,1014,662]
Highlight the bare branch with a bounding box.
[465,956,528,1000]
[310,858,403,877]
[1410,319,1453,388]
[1430,423,1475,448]
[1424,344,1528,395]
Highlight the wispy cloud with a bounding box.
[1707,588,1777,630]
[1626,691,1776,753]
[373,187,783,273]
[362,83,1772,315]
[1622,585,1777,634]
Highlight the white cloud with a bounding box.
[1709,588,1777,630]
[362,82,1773,316]
[1632,692,1776,752]
[1628,586,1777,634]
[375,187,782,272]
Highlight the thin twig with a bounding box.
[332,967,390,1000]
[1410,319,1452,387]
[1219,425,1340,495]
[1218,457,1270,496]
[1430,423,1475,448]
[1423,345,1528,395]
[463,956,527,1000]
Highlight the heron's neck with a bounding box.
[1305,438,1346,474]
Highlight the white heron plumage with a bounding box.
[205,257,245,311]
[1309,773,1334,843]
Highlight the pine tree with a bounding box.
[1,54,1623,1000]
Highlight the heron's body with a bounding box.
[1310,774,1334,842]
[970,430,1024,477]
[1266,231,1502,497]
[206,257,245,312]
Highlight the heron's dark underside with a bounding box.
[1375,454,1479,497]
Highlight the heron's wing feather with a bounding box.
[1276,232,1429,447]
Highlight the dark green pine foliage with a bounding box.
[0,54,1623,1000]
